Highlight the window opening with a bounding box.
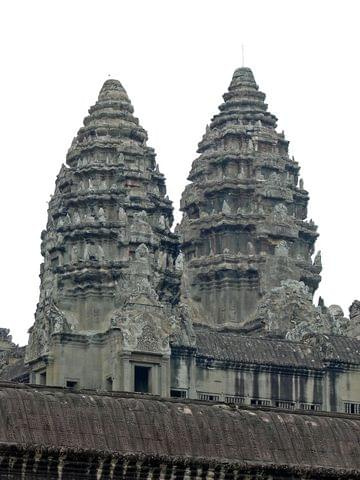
[198,393,220,402]
[66,380,78,389]
[134,366,150,393]
[170,389,187,398]
[275,400,295,410]
[250,398,271,406]
[225,395,245,405]
[344,402,360,414]
[299,403,320,411]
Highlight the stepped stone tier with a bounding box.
[349,300,360,337]
[0,330,27,384]
[179,67,321,329]
[26,79,192,391]
[0,329,15,353]
[0,383,360,479]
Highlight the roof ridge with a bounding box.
[0,382,359,421]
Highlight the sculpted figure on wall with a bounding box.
[273,203,288,223]
[313,250,322,266]
[247,138,254,152]
[350,300,360,320]
[247,241,255,256]
[118,207,127,224]
[222,200,231,215]
[73,211,81,224]
[175,252,184,272]
[328,305,349,333]
[71,244,80,264]
[158,215,166,230]
[275,240,289,257]
[157,250,167,271]
[133,243,151,277]
[98,207,106,222]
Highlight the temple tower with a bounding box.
[179,67,321,329]
[26,79,181,393]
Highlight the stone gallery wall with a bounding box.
[0,383,359,478]
[1,68,358,414]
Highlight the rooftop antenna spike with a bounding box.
[241,44,245,67]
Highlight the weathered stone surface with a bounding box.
[0,383,360,478]
[192,325,360,368]
[238,279,357,340]
[0,330,27,382]
[25,79,183,391]
[1,68,357,422]
[350,300,360,319]
[193,326,322,368]
[179,67,321,329]
[348,299,360,338]
[247,280,349,339]
[0,329,14,352]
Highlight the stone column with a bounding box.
[120,353,132,391]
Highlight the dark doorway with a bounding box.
[39,371,46,385]
[106,377,113,392]
[134,366,150,393]
[66,380,78,389]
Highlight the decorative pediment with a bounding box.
[110,307,170,355]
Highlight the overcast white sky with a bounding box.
[0,0,359,345]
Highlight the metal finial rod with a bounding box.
[242,44,245,67]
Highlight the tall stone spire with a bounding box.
[26,79,184,392]
[179,67,321,329]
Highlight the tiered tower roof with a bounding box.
[67,79,150,165]
[214,67,277,128]
[180,67,321,330]
[27,79,180,363]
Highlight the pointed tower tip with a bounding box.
[98,78,129,102]
[231,67,258,90]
